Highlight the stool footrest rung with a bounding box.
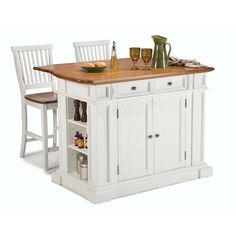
[26,131,42,141]
[26,132,55,142]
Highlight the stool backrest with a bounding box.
[73,40,110,62]
[12,44,53,95]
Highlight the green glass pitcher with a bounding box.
[151,35,171,68]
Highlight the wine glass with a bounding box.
[141,48,152,70]
[130,47,140,70]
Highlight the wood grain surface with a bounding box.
[24,92,57,104]
[34,58,214,85]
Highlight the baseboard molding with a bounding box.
[51,163,213,203]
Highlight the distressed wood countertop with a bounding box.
[34,58,214,85]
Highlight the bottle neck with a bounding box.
[112,46,116,56]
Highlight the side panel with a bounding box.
[192,90,205,165]
[89,102,118,186]
[57,79,69,173]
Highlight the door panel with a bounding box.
[154,93,186,173]
[118,97,154,181]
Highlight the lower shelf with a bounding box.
[68,144,88,155]
[69,171,88,184]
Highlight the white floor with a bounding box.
[23,150,59,173]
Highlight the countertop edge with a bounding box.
[34,65,215,85]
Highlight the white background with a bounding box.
[1,0,236,235]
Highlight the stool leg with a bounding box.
[53,108,57,148]
[41,105,48,170]
[20,102,27,158]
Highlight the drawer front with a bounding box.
[193,73,206,88]
[66,81,111,101]
[155,76,187,93]
[115,80,154,98]
[66,81,89,98]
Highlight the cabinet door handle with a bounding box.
[148,135,153,139]
[155,134,160,138]
[131,86,137,91]
[167,82,172,86]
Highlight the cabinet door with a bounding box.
[118,97,154,181]
[154,93,186,173]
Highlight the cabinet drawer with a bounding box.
[65,81,111,101]
[66,81,89,98]
[193,73,206,88]
[155,76,187,93]
[114,80,154,98]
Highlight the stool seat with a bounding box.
[25,92,57,104]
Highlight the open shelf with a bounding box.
[68,144,88,155]
[67,97,89,186]
[68,119,87,129]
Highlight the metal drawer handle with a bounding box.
[167,82,172,86]
[148,135,153,139]
[131,86,137,91]
[155,134,160,138]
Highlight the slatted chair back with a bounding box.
[73,40,110,62]
[12,44,53,95]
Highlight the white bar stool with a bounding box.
[12,44,58,171]
[73,40,110,62]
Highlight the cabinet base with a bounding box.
[52,163,212,204]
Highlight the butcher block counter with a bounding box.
[35,58,214,203]
[34,58,214,84]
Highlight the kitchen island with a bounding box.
[35,58,214,203]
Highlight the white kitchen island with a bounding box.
[35,58,214,203]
